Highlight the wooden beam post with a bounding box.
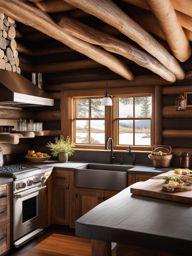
[154,85,162,145]
[91,240,111,256]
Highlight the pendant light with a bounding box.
[102,81,112,106]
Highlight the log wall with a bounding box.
[162,85,192,154]
[0,13,20,74]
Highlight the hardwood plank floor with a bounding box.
[10,229,91,256]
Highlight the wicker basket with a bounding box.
[148,145,173,168]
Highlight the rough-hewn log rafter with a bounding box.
[35,0,75,13]
[146,0,191,62]
[64,0,184,80]
[58,16,176,82]
[0,0,133,80]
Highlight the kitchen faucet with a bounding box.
[127,145,136,165]
[106,137,115,164]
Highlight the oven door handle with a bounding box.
[14,185,46,198]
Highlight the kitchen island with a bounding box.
[76,185,192,256]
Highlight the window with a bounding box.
[116,96,152,146]
[74,98,105,144]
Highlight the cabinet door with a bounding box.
[71,189,103,228]
[0,184,10,256]
[102,190,117,201]
[52,171,71,225]
[128,173,154,185]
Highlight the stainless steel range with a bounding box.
[0,164,53,247]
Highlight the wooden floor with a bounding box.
[10,229,92,256]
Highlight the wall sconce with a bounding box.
[175,94,187,111]
[102,81,112,106]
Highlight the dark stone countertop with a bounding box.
[128,165,171,174]
[75,187,192,253]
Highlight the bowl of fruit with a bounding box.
[148,145,172,168]
[25,150,51,162]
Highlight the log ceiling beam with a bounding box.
[58,16,176,82]
[0,0,133,80]
[64,0,184,80]
[146,0,191,62]
[122,0,192,34]
[122,0,192,17]
[35,0,75,13]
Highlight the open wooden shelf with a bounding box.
[0,130,61,144]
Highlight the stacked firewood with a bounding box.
[0,13,20,74]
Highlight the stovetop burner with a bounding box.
[0,165,39,178]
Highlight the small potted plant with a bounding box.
[47,136,75,162]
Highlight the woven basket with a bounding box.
[148,145,173,168]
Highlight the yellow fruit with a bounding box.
[174,169,183,175]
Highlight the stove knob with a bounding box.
[16,182,26,190]
[27,180,33,186]
[41,176,47,184]
[33,177,40,184]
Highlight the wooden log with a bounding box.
[0,57,5,69]
[12,65,16,72]
[59,17,176,82]
[6,47,15,65]
[46,75,170,91]
[10,38,16,50]
[34,59,101,73]
[91,240,111,256]
[0,18,3,29]
[130,11,166,41]
[34,130,61,136]
[65,0,184,80]
[171,0,192,17]
[146,0,191,62]
[16,66,21,74]
[0,0,133,80]
[7,16,15,25]
[35,0,75,13]
[163,85,192,95]
[3,55,8,62]
[185,29,192,41]
[2,29,7,38]
[154,85,162,145]
[5,62,12,71]
[163,130,192,138]
[14,56,19,66]
[0,133,19,144]
[163,106,192,118]
[0,36,7,49]
[33,110,61,121]
[0,48,4,58]
[7,25,16,39]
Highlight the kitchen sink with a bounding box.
[78,163,133,172]
[75,163,133,191]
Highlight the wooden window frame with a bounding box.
[113,94,153,148]
[73,97,105,145]
[61,86,159,151]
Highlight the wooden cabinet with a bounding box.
[52,169,73,226]
[71,188,117,228]
[51,169,119,228]
[0,184,10,256]
[128,173,155,186]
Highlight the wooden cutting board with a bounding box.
[130,178,192,204]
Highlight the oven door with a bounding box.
[13,186,46,242]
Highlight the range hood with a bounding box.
[0,70,54,107]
